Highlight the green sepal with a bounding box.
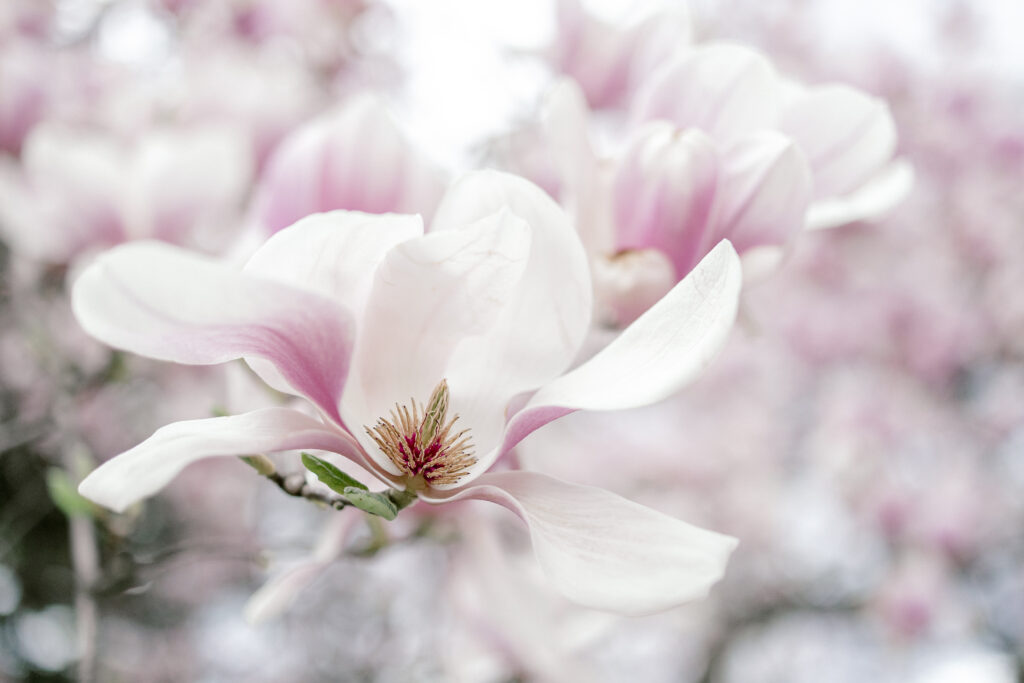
[46,468,96,518]
[343,488,398,520]
[301,453,368,494]
[386,488,418,511]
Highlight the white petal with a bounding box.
[430,171,593,457]
[633,42,780,142]
[72,241,354,424]
[244,210,424,321]
[778,83,898,200]
[541,78,596,197]
[806,158,914,230]
[451,471,737,615]
[79,408,368,513]
[345,210,533,468]
[497,240,741,457]
[715,130,812,252]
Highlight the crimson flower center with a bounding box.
[364,379,475,489]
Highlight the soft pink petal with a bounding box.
[778,83,898,200]
[79,408,368,513]
[715,130,812,252]
[633,42,780,142]
[72,241,354,424]
[612,122,720,278]
[430,171,593,455]
[449,471,737,615]
[552,0,692,109]
[345,210,533,470]
[251,95,447,234]
[495,240,742,461]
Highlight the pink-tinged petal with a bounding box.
[778,83,898,200]
[345,210,533,470]
[251,95,447,234]
[540,78,596,202]
[71,241,354,424]
[714,131,812,252]
[79,408,368,513]
[244,210,424,320]
[244,512,361,624]
[612,122,720,278]
[552,0,692,109]
[494,240,741,462]
[806,158,914,230]
[430,171,593,453]
[633,43,780,142]
[448,471,737,615]
[539,79,618,256]
[0,40,49,155]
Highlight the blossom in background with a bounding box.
[248,95,447,236]
[632,42,913,231]
[71,170,742,615]
[0,121,252,264]
[547,0,690,109]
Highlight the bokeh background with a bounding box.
[0,0,1022,681]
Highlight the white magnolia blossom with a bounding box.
[72,170,742,615]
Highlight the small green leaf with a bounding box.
[46,468,95,518]
[344,488,398,520]
[301,453,368,494]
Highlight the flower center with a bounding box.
[364,379,476,490]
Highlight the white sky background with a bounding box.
[379,0,1023,171]
[85,0,1023,173]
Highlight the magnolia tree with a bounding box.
[1,0,1021,681]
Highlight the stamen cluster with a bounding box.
[365,379,476,489]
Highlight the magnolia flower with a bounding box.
[72,171,742,615]
[633,42,913,230]
[536,78,810,326]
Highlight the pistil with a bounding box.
[365,379,476,490]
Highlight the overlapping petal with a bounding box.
[495,239,742,462]
[345,209,533,469]
[244,210,424,320]
[450,470,737,615]
[79,408,368,513]
[806,158,915,230]
[612,122,720,278]
[714,130,812,252]
[778,84,898,200]
[72,241,354,424]
[250,95,446,234]
[431,171,593,453]
[634,43,780,142]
